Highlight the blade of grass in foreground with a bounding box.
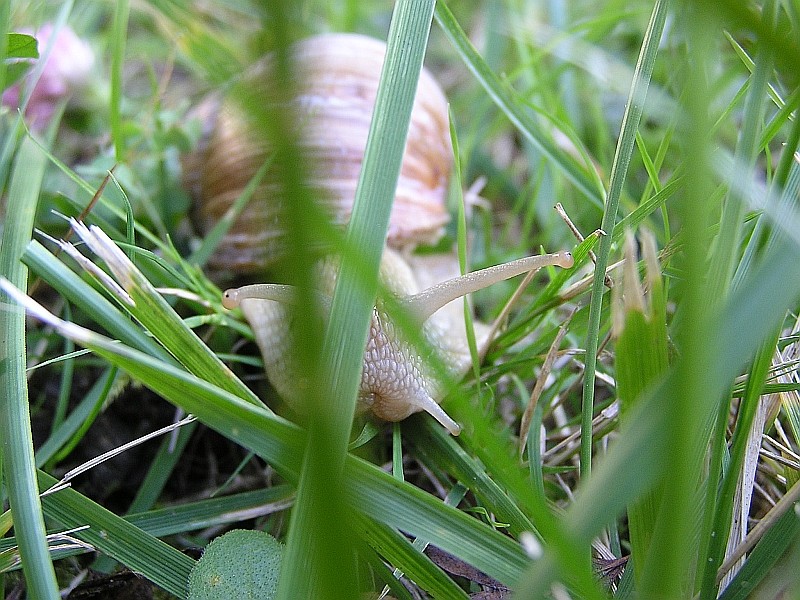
[278,2,438,599]
[0,137,60,598]
[636,4,718,595]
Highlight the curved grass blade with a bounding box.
[0,137,60,599]
[279,2,439,598]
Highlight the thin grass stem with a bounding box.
[580,0,667,481]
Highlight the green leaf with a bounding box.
[189,530,283,600]
[3,33,38,91]
[6,33,38,59]
[579,0,668,482]
[613,232,669,583]
[275,3,440,599]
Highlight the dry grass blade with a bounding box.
[520,319,570,457]
[717,474,800,583]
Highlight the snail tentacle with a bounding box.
[414,391,461,435]
[401,251,574,325]
[223,284,328,310]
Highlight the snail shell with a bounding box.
[183,33,452,274]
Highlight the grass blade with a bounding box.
[356,514,470,599]
[718,488,800,600]
[110,0,130,162]
[580,0,667,480]
[0,136,60,599]
[37,471,194,598]
[613,232,669,584]
[279,2,438,598]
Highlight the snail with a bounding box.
[184,33,574,434]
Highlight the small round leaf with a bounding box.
[188,529,283,600]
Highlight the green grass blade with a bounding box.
[0,486,296,558]
[408,417,536,537]
[718,0,775,293]
[439,399,604,598]
[718,499,800,600]
[346,457,529,588]
[36,471,194,598]
[110,0,130,162]
[580,0,668,480]
[0,137,60,599]
[356,514,470,599]
[46,222,266,409]
[35,368,119,468]
[5,4,797,597]
[612,177,683,245]
[614,233,669,584]
[635,7,715,589]
[22,240,172,362]
[280,2,438,598]
[125,486,296,537]
[773,98,800,189]
[700,332,777,597]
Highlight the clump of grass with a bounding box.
[2,0,800,599]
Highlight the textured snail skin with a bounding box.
[224,248,574,435]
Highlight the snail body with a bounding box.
[223,248,574,435]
